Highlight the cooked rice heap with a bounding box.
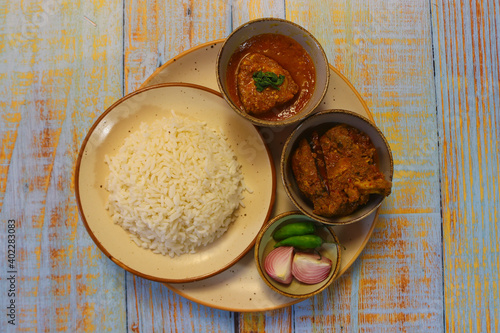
[105,114,244,257]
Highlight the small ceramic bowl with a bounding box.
[216,18,330,127]
[281,109,394,225]
[254,211,341,299]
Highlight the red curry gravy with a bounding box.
[226,33,316,121]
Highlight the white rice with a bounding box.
[104,113,245,257]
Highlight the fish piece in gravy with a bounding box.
[237,53,299,115]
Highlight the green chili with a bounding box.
[274,234,324,251]
[272,221,316,241]
[252,71,285,92]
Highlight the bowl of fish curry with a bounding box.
[281,109,393,225]
[217,18,330,127]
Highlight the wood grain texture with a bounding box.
[124,0,231,93]
[127,274,235,332]
[0,0,126,331]
[285,1,444,331]
[431,0,500,332]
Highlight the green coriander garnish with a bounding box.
[252,71,285,92]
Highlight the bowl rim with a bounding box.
[280,109,394,225]
[254,211,342,299]
[216,17,331,127]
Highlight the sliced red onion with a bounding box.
[292,252,332,284]
[264,246,294,284]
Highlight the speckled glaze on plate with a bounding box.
[141,40,380,311]
[75,83,275,283]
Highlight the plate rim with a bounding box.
[74,82,277,283]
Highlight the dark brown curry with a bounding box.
[291,124,392,217]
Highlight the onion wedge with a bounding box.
[292,252,332,284]
[264,246,294,284]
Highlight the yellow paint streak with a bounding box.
[55,303,70,331]
[434,2,455,330]
[436,0,500,330]
[1,110,22,124]
[18,275,40,297]
[76,302,96,332]
[183,0,194,46]
[77,246,102,267]
[359,215,440,328]
[32,207,46,229]
[50,248,69,268]
[0,126,19,194]
[130,276,140,333]
[76,273,99,297]
[51,274,72,297]
[0,0,125,332]
[0,99,22,210]
[18,305,37,328]
[124,0,160,92]
[93,0,107,10]
[240,312,266,332]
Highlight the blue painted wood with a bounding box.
[0,0,126,331]
[126,274,236,332]
[431,0,500,331]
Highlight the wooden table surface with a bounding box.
[1,0,499,332]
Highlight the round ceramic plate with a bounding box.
[75,83,275,282]
[139,40,380,311]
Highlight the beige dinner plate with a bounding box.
[75,83,275,282]
[140,40,380,311]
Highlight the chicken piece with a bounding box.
[319,125,392,215]
[291,138,328,200]
[291,136,350,216]
[353,168,392,196]
[237,53,299,115]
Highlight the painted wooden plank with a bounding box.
[229,0,285,24]
[431,0,500,332]
[123,1,238,331]
[0,0,126,332]
[124,0,231,92]
[127,274,236,332]
[286,0,445,331]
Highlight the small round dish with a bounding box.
[75,83,275,283]
[254,211,341,299]
[281,109,393,225]
[216,18,330,127]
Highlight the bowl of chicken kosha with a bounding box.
[281,109,394,225]
[216,18,330,127]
